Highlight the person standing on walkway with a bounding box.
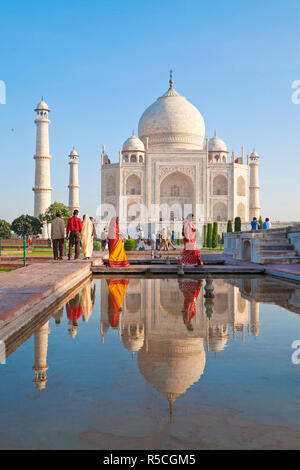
[81,215,94,260]
[179,214,203,265]
[250,217,259,231]
[51,212,65,260]
[101,228,108,251]
[107,216,130,267]
[67,210,82,260]
[161,227,169,251]
[89,216,97,240]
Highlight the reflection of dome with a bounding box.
[122,323,145,353]
[138,338,206,402]
[208,134,228,153]
[208,335,228,352]
[138,75,205,150]
[122,134,145,152]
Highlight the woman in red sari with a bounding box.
[179,280,203,331]
[107,216,130,267]
[179,214,203,265]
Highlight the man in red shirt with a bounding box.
[66,210,83,260]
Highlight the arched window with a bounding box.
[213,175,228,195]
[124,155,129,163]
[139,155,143,163]
[131,155,137,163]
[126,174,141,195]
[237,176,246,196]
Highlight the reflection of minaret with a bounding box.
[32,321,50,390]
[250,300,260,336]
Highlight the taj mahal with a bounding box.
[31,72,261,238]
[99,72,260,237]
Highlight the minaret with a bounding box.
[68,148,80,213]
[32,321,50,391]
[249,150,261,220]
[250,300,260,337]
[32,98,53,238]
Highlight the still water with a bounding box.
[1,275,300,450]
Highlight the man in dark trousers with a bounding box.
[66,210,83,260]
[50,212,65,260]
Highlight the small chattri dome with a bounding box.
[250,149,259,158]
[35,98,50,111]
[69,148,79,158]
[208,133,228,153]
[122,134,145,152]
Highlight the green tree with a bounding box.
[259,216,264,230]
[227,220,233,233]
[0,219,11,238]
[234,217,242,232]
[11,215,43,238]
[212,222,219,248]
[207,223,213,248]
[39,202,71,226]
[203,224,207,247]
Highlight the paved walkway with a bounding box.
[0,257,94,343]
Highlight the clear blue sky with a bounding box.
[0,0,299,222]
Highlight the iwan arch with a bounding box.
[100,72,260,235]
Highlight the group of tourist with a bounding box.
[51,211,273,263]
[251,217,271,231]
[51,211,203,266]
[51,210,96,260]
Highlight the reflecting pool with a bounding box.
[1,275,300,450]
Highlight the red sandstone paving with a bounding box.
[0,258,92,322]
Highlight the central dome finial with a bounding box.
[169,69,173,89]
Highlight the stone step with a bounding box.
[257,243,293,249]
[261,234,288,240]
[258,250,297,256]
[259,255,300,265]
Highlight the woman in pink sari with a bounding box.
[179,214,203,265]
[107,216,130,267]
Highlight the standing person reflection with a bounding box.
[179,280,203,331]
[107,279,129,329]
[81,282,96,322]
[66,293,82,339]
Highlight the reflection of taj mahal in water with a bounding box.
[29,276,300,417]
[100,277,261,416]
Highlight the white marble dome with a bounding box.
[138,83,205,150]
[35,99,49,111]
[122,134,145,152]
[69,148,79,158]
[208,134,228,153]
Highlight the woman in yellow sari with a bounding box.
[108,216,130,267]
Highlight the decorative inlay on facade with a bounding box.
[159,166,195,182]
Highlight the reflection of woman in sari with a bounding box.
[81,282,96,322]
[107,279,129,328]
[179,280,203,331]
[108,216,130,267]
[179,214,203,265]
[81,215,94,259]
